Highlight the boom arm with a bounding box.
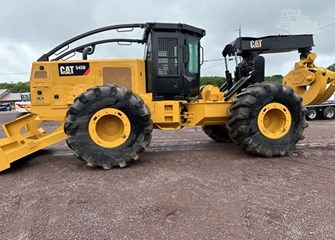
[222,34,314,57]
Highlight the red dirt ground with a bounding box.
[1,111,335,240]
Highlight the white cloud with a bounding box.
[0,0,335,82]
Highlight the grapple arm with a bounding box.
[283,52,335,105]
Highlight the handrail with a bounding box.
[38,23,147,61]
[53,38,145,61]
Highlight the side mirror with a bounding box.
[82,46,95,60]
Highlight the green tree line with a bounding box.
[327,63,335,72]
[0,82,30,93]
[200,74,283,86]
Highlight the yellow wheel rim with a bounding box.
[257,103,292,139]
[89,108,131,148]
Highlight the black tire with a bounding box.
[227,82,308,157]
[64,85,153,169]
[306,108,318,120]
[323,106,335,119]
[202,125,232,142]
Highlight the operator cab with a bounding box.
[144,23,206,100]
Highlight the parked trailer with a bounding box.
[306,101,335,120]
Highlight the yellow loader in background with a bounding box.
[0,22,334,172]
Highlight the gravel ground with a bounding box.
[0,111,335,240]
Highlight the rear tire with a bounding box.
[202,125,232,142]
[306,108,318,120]
[227,82,308,157]
[64,85,153,169]
[323,106,335,119]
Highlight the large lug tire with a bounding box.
[64,85,153,169]
[202,125,232,142]
[306,108,318,120]
[323,106,335,119]
[227,82,308,157]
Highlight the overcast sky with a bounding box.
[1,0,335,83]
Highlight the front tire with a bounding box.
[64,85,153,169]
[227,82,308,157]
